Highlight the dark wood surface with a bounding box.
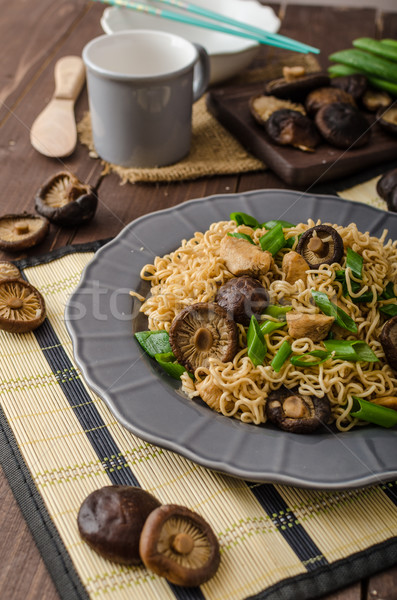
[0,1,396,598]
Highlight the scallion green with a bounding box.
[227,232,254,244]
[260,320,287,335]
[346,247,363,279]
[290,351,331,367]
[259,223,286,256]
[247,315,267,366]
[154,352,187,379]
[135,330,172,357]
[379,303,397,317]
[311,290,358,334]
[262,219,295,229]
[230,212,260,228]
[271,341,292,372]
[323,339,379,362]
[262,305,292,320]
[351,396,397,428]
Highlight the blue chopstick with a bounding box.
[96,0,320,54]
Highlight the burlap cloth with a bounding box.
[78,54,320,183]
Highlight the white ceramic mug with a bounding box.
[82,30,210,168]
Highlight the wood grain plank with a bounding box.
[367,565,397,599]
[320,583,361,600]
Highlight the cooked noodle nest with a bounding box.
[135,218,397,431]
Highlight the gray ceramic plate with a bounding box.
[65,189,397,489]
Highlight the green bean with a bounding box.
[328,64,397,96]
[353,37,397,63]
[329,49,397,83]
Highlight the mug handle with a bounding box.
[192,43,210,102]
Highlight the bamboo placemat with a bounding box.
[1,189,397,600]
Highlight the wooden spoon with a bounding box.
[30,56,85,158]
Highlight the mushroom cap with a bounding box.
[330,74,368,101]
[0,261,21,281]
[376,168,397,202]
[266,385,331,433]
[377,106,397,137]
[305,86,356,115]
[249,94,305,126]
[265,72,330,101]
[0,279,46,333]
[362,88,392,112]
[296,224,344,269]
[264,109,320,152]
[380,316,397,371]
[77,485,161,565]
[139,504,220,587]
[314,102,371,149]
[216,276,269,325]
[35,171,98,226]
[0,213,49,252]
[169,302,238,372]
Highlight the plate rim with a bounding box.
[65,189,397,489]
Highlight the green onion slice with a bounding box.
[271,340,292,372]
[230,212,260,228]
[380,282,396,300]
[311,290,358,333]
[323,339,379,362]
[290,350,331,367]
[346,247,363,279]
[227,232,254,244]
[379,303,397,318]
[135,330,172,357]
[260,320,287,335]
[351,397,397,428]
[247,315,267,367]
[262,305,293,320]
[262,219,295,229]
[259,223,286,255]
[154,352,187,379]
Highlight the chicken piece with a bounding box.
[282,250,309,284]
[220,235,273,278]
[195,378,234,413]
[287,311,334,342]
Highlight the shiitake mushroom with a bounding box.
[315,102,371,149]
[35,171,97,226]
[305,86,356,116]
[0,279,46,333]
[362,89,392,112]
[0,213,49,252]
[266,385,331,433]
[380,316,397,371]
[376,167,397,212]
[330,74,368,101]
[249,95,305,126]
[0,261,21,281]
[264,109,320,152]
[216,276,269,325]
[296,224,344,268]
[265,68,330,101]
[377,106,397,137]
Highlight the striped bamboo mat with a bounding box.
[1,192,397,600]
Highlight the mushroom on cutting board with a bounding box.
[282,251,309,285]
[220,234,273,278]
[0,261,21,281]
[296,224,344,269]
[139,504,220,587]
[266,385,331,433]
[215,276,269,325]
[286,311,334,342]
[0,279,46,333]
[169,302,238,372]
[264,109,320,152]
[0,213,49,252]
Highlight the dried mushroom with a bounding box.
[315,103,371,149]
[0,213,49,252]
[35,171,97,226]
[139,504,220,587]
[330,74,367,101]
[169,302,238,372]
[305,87,356,115]
[376,168,397,212]
[0,261,21,281]
[265,68,330,101]
[264,109,320,152]
[380,315,397,371]
[377,106,397,137]
[77,485,161,565]
[249,94,305,126]
[362,89,392,112]
[296,224,344,269]
[266,385,331,433]
[0,279,46,333]
[216,276,269,325]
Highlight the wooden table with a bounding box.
[1,1,396,598]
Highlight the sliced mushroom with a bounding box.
[264,109,320,152]
[330,74,368,101]
[0,279,46,333]
[315,103,371,149]
[286,311,334,342]
[249,94,305,126]
[362,89,392,112]
[169,302,238,372]
[265,70,330,101]
[77,485,161,565]
[215,276,269,325]
[266,385,331,433]
[35,171,98,226]
[377,106,397,137]
[0,213,49,252]
[305,87,356,115]
[139,504,220,587]
[0,261,21,281]
[220,235,273,278]
[195,378,234,413]
[282,250,309,284]
[296,224,344,269]
[380,315,397,370]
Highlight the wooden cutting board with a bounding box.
[206,82,397,187]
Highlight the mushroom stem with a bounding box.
[6,297,23,309]
[14,223,30,235]
[171,532,195,555]
[193,327,213,352]
[307,236,327,257]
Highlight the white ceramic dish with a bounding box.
[100,1,281,85]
